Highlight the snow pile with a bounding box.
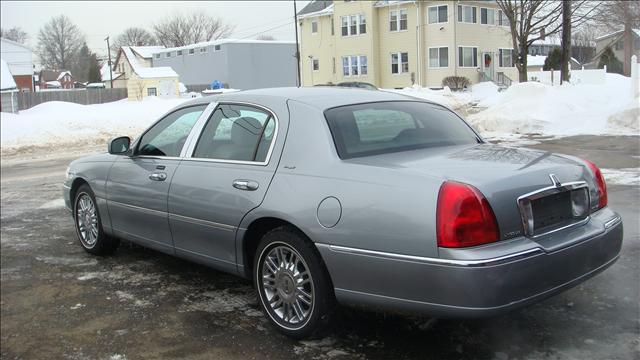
[384,85,469,109]
[469,82,502,107]
[467,74,639,136]
[1,98,189,152]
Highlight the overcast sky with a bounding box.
[1,1,310,58]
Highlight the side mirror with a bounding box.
[108,136,131,155]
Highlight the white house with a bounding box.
[0,38,34,91]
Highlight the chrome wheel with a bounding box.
[76,193,98,248]
[260,244,314,327]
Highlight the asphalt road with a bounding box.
[1,136,639,360]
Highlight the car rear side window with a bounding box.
[324,101,479,159]
[192,104,276,163]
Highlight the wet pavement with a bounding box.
[1,135,639,360]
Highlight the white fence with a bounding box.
[528,68,606,85]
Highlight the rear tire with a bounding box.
[73,184,119,255]
[254,226,334,338]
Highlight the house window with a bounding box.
[177,50,183,56]
[359,55,367,75]
[341,14,365,36]
[428,47,449,68]
[391,52,409,74]
[390,9,408,31]
[341,16,349,36]
[341,55,367,76]
[428,5,448,24]
[457,5,477,23]
[155,54,160,59]
[498,10,509,26]
[480,8,495,25]
[200,47,207,54]
[458,47,478,67]
[189,48,195,55]
[499,49,514,67]
[214,45,221,51]
[615,40,623,51]
[312,58,319,71]
[312,20,318,34]
[331,17,335,35]
[166,52,171,58]
[148,88,157,96]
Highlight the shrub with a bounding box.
[598,46,624,75]
[442,76,470,90]
[543,47,562,71]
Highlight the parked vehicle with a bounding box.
[64,87,623,338]
[336,81,378,90]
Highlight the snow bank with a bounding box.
[383,85,469,109]
[468,74,639,137]
[1,98,190,152]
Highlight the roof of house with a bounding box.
[121,46,178,79]
[595,29,640,42]
[57,71,72,80]
[100,63,123,81]
[1,59,17,90]
[297,0,332,16]
[45,80,61,87]
[153,39,296,54]
[130,46,166,59]
[40,69,70,82]
[0,37,32,52]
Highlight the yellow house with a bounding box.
[298,0,519,89]
[109,46,180,100]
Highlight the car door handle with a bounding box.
[233,179,259,191]
[149,172,167,181]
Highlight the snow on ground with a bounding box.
[601,168,640,186]
[1,97,189,153]
[387,73,638,142]
[466,73,639,137]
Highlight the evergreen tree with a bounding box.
[543,47,562,71]
[87,54,101,83]
[72,43,92,82]
[598,46,624,75]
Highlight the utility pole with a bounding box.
[105,36,114,89]
[560,0,571,84]
[293,0,301,87]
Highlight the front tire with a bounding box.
[73,184,119,255]
[254,226,334,338]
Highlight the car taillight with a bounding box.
[584,160,607,209]
[436,181,500,248]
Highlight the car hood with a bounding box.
[347,143,597,240]
[71,152,119,165]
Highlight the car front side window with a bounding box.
[192,104,275,163]
[137,105,207,157]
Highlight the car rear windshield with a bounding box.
[324,101,480,159]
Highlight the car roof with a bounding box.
[178,87,428,111]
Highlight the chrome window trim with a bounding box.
[604,215,622,229]
[181,101,219,157]
[324,244,544,267]
[516,181,590,238]
[184,101,280,167]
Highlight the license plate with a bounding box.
[518,183,590,237]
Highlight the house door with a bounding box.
[159,80,174,98]
[482,52,494,80]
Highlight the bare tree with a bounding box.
[592,1,640,76]
[496,1,598,82]
[560,1,572,83]
[572,27,598,64]
[1,26,28,43]
[153,12,234,47]
[36,15,85,70]
[112,27,157,53]
[256,34,276,41]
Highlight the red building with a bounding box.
[39,70,75,89]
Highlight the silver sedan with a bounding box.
[63,87,623,338]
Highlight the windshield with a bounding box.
[324,101,480,159]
